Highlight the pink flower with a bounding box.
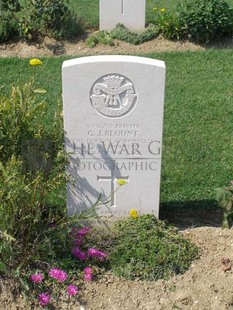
[87,248,107,260]
[84,266,93,282]
[49,267,68,282]
[84,266,92,274]
[67,284,78,296]
[78,226,90,236]
[73,237,84,246]
[70,226,90,239]
[71,247,87,260]
[84,272,93,282]
[69,226,80,238]
[30,272,44,283]
[38,292,50,307]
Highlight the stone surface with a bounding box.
[62,55,165,217]
[99,0,146,31]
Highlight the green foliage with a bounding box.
[110,24,159,45]
[0,10,18,43]
[0,82,66,271]
[0,83,45,163]
[32,0,83,39]
[151,7,181,40]
[149,0,233,42]
[0,0,82,41]
[106,215,198,281]
[216,181,233,228]
[86,31,114,48]
[177,0,233,43]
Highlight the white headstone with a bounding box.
[62,55,166,218]
[99,0,146,31]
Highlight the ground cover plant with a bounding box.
[110,23,159,45]
[87,214,199,281]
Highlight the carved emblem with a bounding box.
[90,74,137,118]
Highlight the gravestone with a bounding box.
[62,55,166,218]
[99,0,146,31]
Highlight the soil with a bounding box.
[0,34,233,58]
[1,35,233,310]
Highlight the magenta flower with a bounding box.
[73,238,83,246]
[71,247,87,260]
[69,226,80,238]
[30,272,44,283]
[87,248,107,260]
[67,284,78,296]
[49,267,68,282]
[38,292,50,307]
[70,226,90,239]
[84,272,93,282]
[84,266,92,274]
[84,266,93,282]
[78,226,90,235]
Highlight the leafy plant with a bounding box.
[0,10,18,43]
[151,7,181,40]
[0,82,45,163]
[0,0,82,41]
[0,81,66,271]
[216,181,233,228]
[86,31,114,48]
[33,0,83,39]
[177,0,233,43]
[110,23,159,45]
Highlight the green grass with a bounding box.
[0,57,66,124]
[0,50,232,205]
[70,0,233,28]
[159,50,233,202]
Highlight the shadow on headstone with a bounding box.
[65,137,128,216]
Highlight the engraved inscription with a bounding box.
[90,74,137,118]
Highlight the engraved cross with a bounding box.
[121,0,124,14]
[97,161,129,207]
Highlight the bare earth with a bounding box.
[0,35,206,58]
[1,36,233,310]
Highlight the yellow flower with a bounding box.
[129,208,138,218]
[160,8,166,13]
[29,58,42,66]
[116,179,128,186]
[153,7,157,11]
